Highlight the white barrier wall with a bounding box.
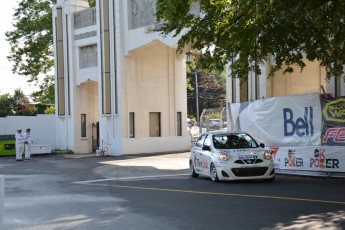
[0,115,56,150]
[122,137,190,155]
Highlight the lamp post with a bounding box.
[186,52,200,124]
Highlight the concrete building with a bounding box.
[52,0,190,155]
[226,56,345,103]
[51,0,344,156]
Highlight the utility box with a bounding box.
[0,135,16,156]
[31,145,52,155]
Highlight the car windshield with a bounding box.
[212,133,259,149]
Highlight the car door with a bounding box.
[192,134,206,175]
[201,134,213,176]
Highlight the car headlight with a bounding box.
[263,150,272,160]
[219,152,230,161]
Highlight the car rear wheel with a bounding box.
[189,160,199,177]
[210,163,220,182]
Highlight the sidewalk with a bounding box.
[0,150,191,160]
[56,151,190,159]
[58,153,98,158]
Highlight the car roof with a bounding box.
[206,130,248,135]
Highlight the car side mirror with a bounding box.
[202,145,211,151]
[260,143,265,148]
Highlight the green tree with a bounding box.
[187,69,226,119]
[12,89,37,115]
[0,94,15,117]
[31,75,55,104]
[5,0,55,90]
[5,0,96,104]
[186,52,226,119]
[44,105,55,114]
[156,0,345,80]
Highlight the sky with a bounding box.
[0,1,39,96]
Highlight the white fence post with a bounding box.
[0,175,4,230]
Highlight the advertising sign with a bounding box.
[321,97,345,146]
[228,93,322,147]
[272,146,345,173]
[0,135,15,156]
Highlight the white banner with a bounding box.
[271,146,345,173]
[228,93,322,146]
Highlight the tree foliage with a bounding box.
[0,94,15,117]
[0,89,37,116]
[156,0,345,80]
[186,52,226,119]
[5,0,96,103]
[0,89,55,116]
[44,105,56,114]
[31,75,55,104]
[5,0,55,82]
[12,89,37,115]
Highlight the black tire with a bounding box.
[210,163,220,182]
[189,160,199,177]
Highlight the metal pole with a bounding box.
[195,69,199,123]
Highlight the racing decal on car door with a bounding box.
[193,149,209,174]
[194,156,208,170]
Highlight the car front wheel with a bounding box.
[189,160,199,177]
[210,163,220,182]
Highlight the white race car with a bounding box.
[189,131,275,182]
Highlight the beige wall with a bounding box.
[122,42,186,138]
[75,81,99,153]
[266,58,328,97]
[52,0,190,154]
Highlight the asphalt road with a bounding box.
[1,152,345,230]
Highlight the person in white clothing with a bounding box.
[15,129,26,161]
[190,122,200,137]
[24,128,33,160]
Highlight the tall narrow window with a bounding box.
[113,1,118,114]
[99,0,104,112]
[240,79,248,102]
[129,112,135,138]
[255,74,260,100]
[149,112,161,137]
[335,76,341,97]
[66,14,71,115]
[100,0,111,114]
[177,112,182,136]
[56,7,65,115]
[81,114,86,137]
[232,77,237,103]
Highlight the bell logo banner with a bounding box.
[228,93,322,147]
[283,107,314,137]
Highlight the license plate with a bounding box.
[239,155,256,160]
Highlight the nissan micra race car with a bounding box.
[189,131,275,182]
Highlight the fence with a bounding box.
[200,107,227,132]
